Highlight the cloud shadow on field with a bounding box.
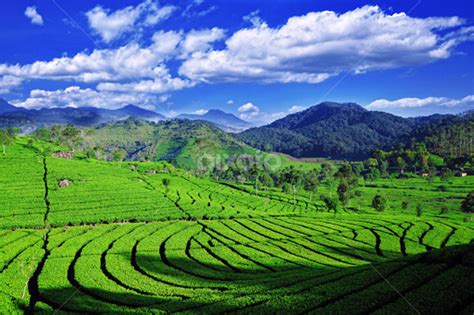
[34,243,474,313]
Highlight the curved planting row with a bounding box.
[0,216,471,313]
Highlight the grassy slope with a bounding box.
[0,140,472,313]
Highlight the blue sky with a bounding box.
[0,0,473,124]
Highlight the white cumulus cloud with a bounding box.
[179,28,225,58]
[192,109,208,115]
[367,95,474,116]
[12,86,164,110]
[238,102,259,113]
[180,5,472,84]
[86,0,176,43]
[368,95,474,109]
[0,76,24,94]
[0,30,182,84]
[24,6,43,26]
[288,105,306,114]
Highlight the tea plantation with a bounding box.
[0,141,473,314]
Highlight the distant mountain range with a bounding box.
[0,99,251,133]
[0,100,165,133]
[2,98,472,160]
[178,109,252,132]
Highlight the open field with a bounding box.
[0,142,473,313]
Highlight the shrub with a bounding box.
[440,206,448,215]
[320,194,337,213]
[461,191,474,213]
[416,205,423,217]
[372,195,387,212]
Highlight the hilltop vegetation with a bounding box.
[407,113,474,159]
[35,119,254,170]
[237,102,474,160]
[237,102,415,159]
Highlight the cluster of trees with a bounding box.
[0,128,18,154]
[35,125,83,149]
[211,160,364,214]
[211,162,325,203]
[211,158,474,216]
[408,114,474,159]
[360,143,473,181]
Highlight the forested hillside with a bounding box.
[406,113,474,158]
[237,103,474,160]
[35,118,254,170]
[236,102,415,159]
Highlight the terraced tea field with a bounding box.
[0,142,473,313]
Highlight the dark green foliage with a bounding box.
[407,114,474,158]
[416,204,423,217]
[372,195,387,212]
[0,128,15,154]
[440,206,449,215]
[35,124,82,148]
[320,194,337,213]
[461,191,474,213]
[236,102,415,159]
[437,185,447,192]
[337,181,350,208]
[162,178,171,187]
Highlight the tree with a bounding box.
[336,163,353,182]
[427,166,437,184]
[461,191,474,213]
[366,158,379,169]
[440,206,449,215]
[112,149,127,162]
[0,129,14,154]
[61,125,81,148]
[162,178,171,194]
[440,168,453,182]
[259,172,274,189]
[396,156,407,174]
[320,163,335,182]
[371,195,387,212]
[320,194,337,216]
[281,183,291,194]
[379,160,389,178]
[304,170,318,202]
[337,181,350,208]
[280,167,302,205]
[249,165,261,196]
[416,204,423,217]
[365,167,380,182]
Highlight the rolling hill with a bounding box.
[79,118,254,169]
[236,102,415,159]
